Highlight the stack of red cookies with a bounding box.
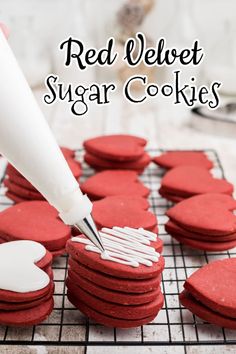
[159,165,233,203]
[0,201,71,256]
[152,151,233,203]
[66,226,164,328]
[165,193,236,251]
[84,135,151,173]
[4,147,82,203]
[0,240,54,326]
[180,258,236,329]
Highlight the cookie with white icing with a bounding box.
[66,227,164,279]
[0,240,54,326]
[66,227,164,328]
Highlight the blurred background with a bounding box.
[0,0,236,179]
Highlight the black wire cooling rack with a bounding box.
[0,149,235,348]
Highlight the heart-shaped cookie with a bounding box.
[66,228,163,279]
[0,201,71,253]
[166,193,236,235]
[84,135,147,161]
[161,166,233,198]
[184,258,236,318]
[180,290,236,329]
[0,240,50,295]
[92,195,158,232]
[66,226,164,328]
[153,151,213,170]
[81,170,150,199]
[84,151,151,172]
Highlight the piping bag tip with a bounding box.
[74,214,105,253]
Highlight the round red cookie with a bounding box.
[67,270,161,305]
[66,237,164,280]
[67,285,163,319]
[180,290,236,329]
[84,152,151,171]
[170,232,236,251]
[67,292,158,328]
[184,258,236,318]
[68,257,161,293]
[153,151,213,170]
[166,194,236,236]
[84,135,147,161]
[92,196,157,232]
[165,220,236,242]
[81,170,149,199]
[0,201,71,251]
[0,298,54,326]
[161,166,233,197]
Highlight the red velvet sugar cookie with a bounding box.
[4,179,44,200]
[81,170,149,199]
[67,271,161,305]
[92,196,157,232]
[0,240,54,326]
[0,201,71,252]
[84,135,147,161]
[0,298,54,326]
[0,280,54,310]
[60,146,75,159]
[0,240,52,302]
[84,152,151,171]
[159,188,184,203]
[166,194,236,236]
[7,157,81,184]
[153,151,213,170]
[68,258,162,293]
[170,233,236,251]
[184,258,236,318]
[67,285,163,320]
[161,166,233,198]
[67,292,158,328]
[180,290,236,330]
[66,226,164,328]
[66,227,164,279]
[165,220,236,242]
[6,191,26,203]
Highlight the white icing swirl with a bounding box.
[72,227,160,268]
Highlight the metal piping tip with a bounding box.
[74,214,105,253]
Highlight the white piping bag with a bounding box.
[0,29,104,252]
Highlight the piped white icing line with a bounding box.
[0,240,50,293]
[72,227,160,268]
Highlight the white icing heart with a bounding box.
[72,227,160,268]
[0,240,50,293]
